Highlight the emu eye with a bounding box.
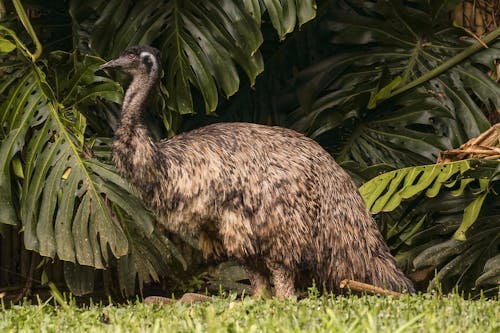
[127,54,135,59]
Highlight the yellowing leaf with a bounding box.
[453,179,490,240]
[360,159,497,215]
[62,167,72,180]
[0,38,16,53]
[12,157,24,179]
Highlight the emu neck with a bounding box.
[113,73,158,182]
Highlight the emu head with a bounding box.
[99,45,161,81]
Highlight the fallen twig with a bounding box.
[438,123,500,162]
[339,279,403,298]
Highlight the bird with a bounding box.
[98,45,414,298]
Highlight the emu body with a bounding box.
[100,46,414,298]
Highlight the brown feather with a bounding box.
[107,46,414,298]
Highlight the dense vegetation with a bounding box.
[0,0,499,300]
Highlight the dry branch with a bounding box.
[438,123,500,162]
[339,279,403,298]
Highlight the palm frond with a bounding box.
[360,159,499,292]
[288,0,497,173]
[69,0,316,118]
[0,37,181,295]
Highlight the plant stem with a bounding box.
[0,0,6,20]
[11,0,42,61]
[386,26,500,101]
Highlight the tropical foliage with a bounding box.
[281,0,500,293]
[360,159,500,292]
[1,0,499,299]
[0,0,316,297]
[0,8,184,296]
[69,0,315,122]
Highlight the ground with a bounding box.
[1,292,498,332]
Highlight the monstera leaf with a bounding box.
[69,0,316,118]
[359,159,500,292]
[0,31,181,295]
[0,0,318,297]
[288,0,497,175]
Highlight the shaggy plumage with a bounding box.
[99,46,414,298]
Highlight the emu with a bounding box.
[99,46,414,298]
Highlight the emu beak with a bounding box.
[98,60,114,71]
[98,57,126,71]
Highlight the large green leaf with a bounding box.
[69,0,316,118]
[259,0,317,40]
[0,38,16,53]
[475,254,500,287]
[360,158,499,293]
[412,214,499,292]
[0,0,318,297]
[0,63,127,266]
[360,159,497,214]
[0,46,181,295]
[287,0,495,173]
[360,159,498,239]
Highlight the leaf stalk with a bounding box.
[11,0,42,61]
[385,26,500,102]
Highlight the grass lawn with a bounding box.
[1,292,498,333]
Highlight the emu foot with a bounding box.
[143,296,174,305]
[179,292,212,303]
[143,293,212,305]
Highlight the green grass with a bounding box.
[1,292,498,333]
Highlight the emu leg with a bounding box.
[268,263,296,299]
[244,265,271,299]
